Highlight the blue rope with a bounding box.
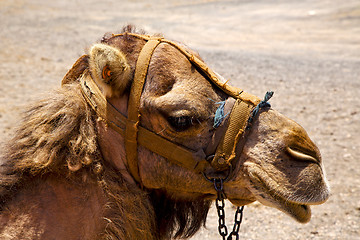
[213,100,229,128]
[247,91,274,126]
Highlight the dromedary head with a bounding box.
[0,26,329,239]
[85,29,329,218]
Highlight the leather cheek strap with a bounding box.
[125,38,162,184]
[205,98,235,157]
[211,98,254,171]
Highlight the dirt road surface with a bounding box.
[1,0,359,239]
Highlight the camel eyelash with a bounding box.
[167,115,197,131]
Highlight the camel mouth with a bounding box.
[267,194,312,223]
[244,162,328,223]
[230,193,311,223]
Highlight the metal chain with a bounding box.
[214,178,228,239]
[213,178,245,240]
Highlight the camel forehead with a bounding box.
[147,43,213,94]
[142,43,222,116]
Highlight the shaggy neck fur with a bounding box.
[0,84,210,239]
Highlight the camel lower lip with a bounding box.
[246,164,312,223]
[261,187,312,223]
[280,201,311,223]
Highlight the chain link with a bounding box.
[227,206,244,240]
[214,179,228,239]
[213,178,245,240]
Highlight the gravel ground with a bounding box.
[1,0,359,239]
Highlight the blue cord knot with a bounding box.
[209,98,229,128]
[213,100,229,128]
[248,91,274,125]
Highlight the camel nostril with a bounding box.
[285,146,319,164]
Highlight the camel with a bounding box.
[0,26,329,239]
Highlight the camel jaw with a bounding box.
[244,162,330,223]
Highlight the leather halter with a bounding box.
[78,33,262,185]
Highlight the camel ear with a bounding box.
[89,44,131,97]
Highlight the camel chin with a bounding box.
[243,161,330,223]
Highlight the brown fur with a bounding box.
[0,65,209,239]
[0,84,98,203]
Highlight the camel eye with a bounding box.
[167,116,194,131]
